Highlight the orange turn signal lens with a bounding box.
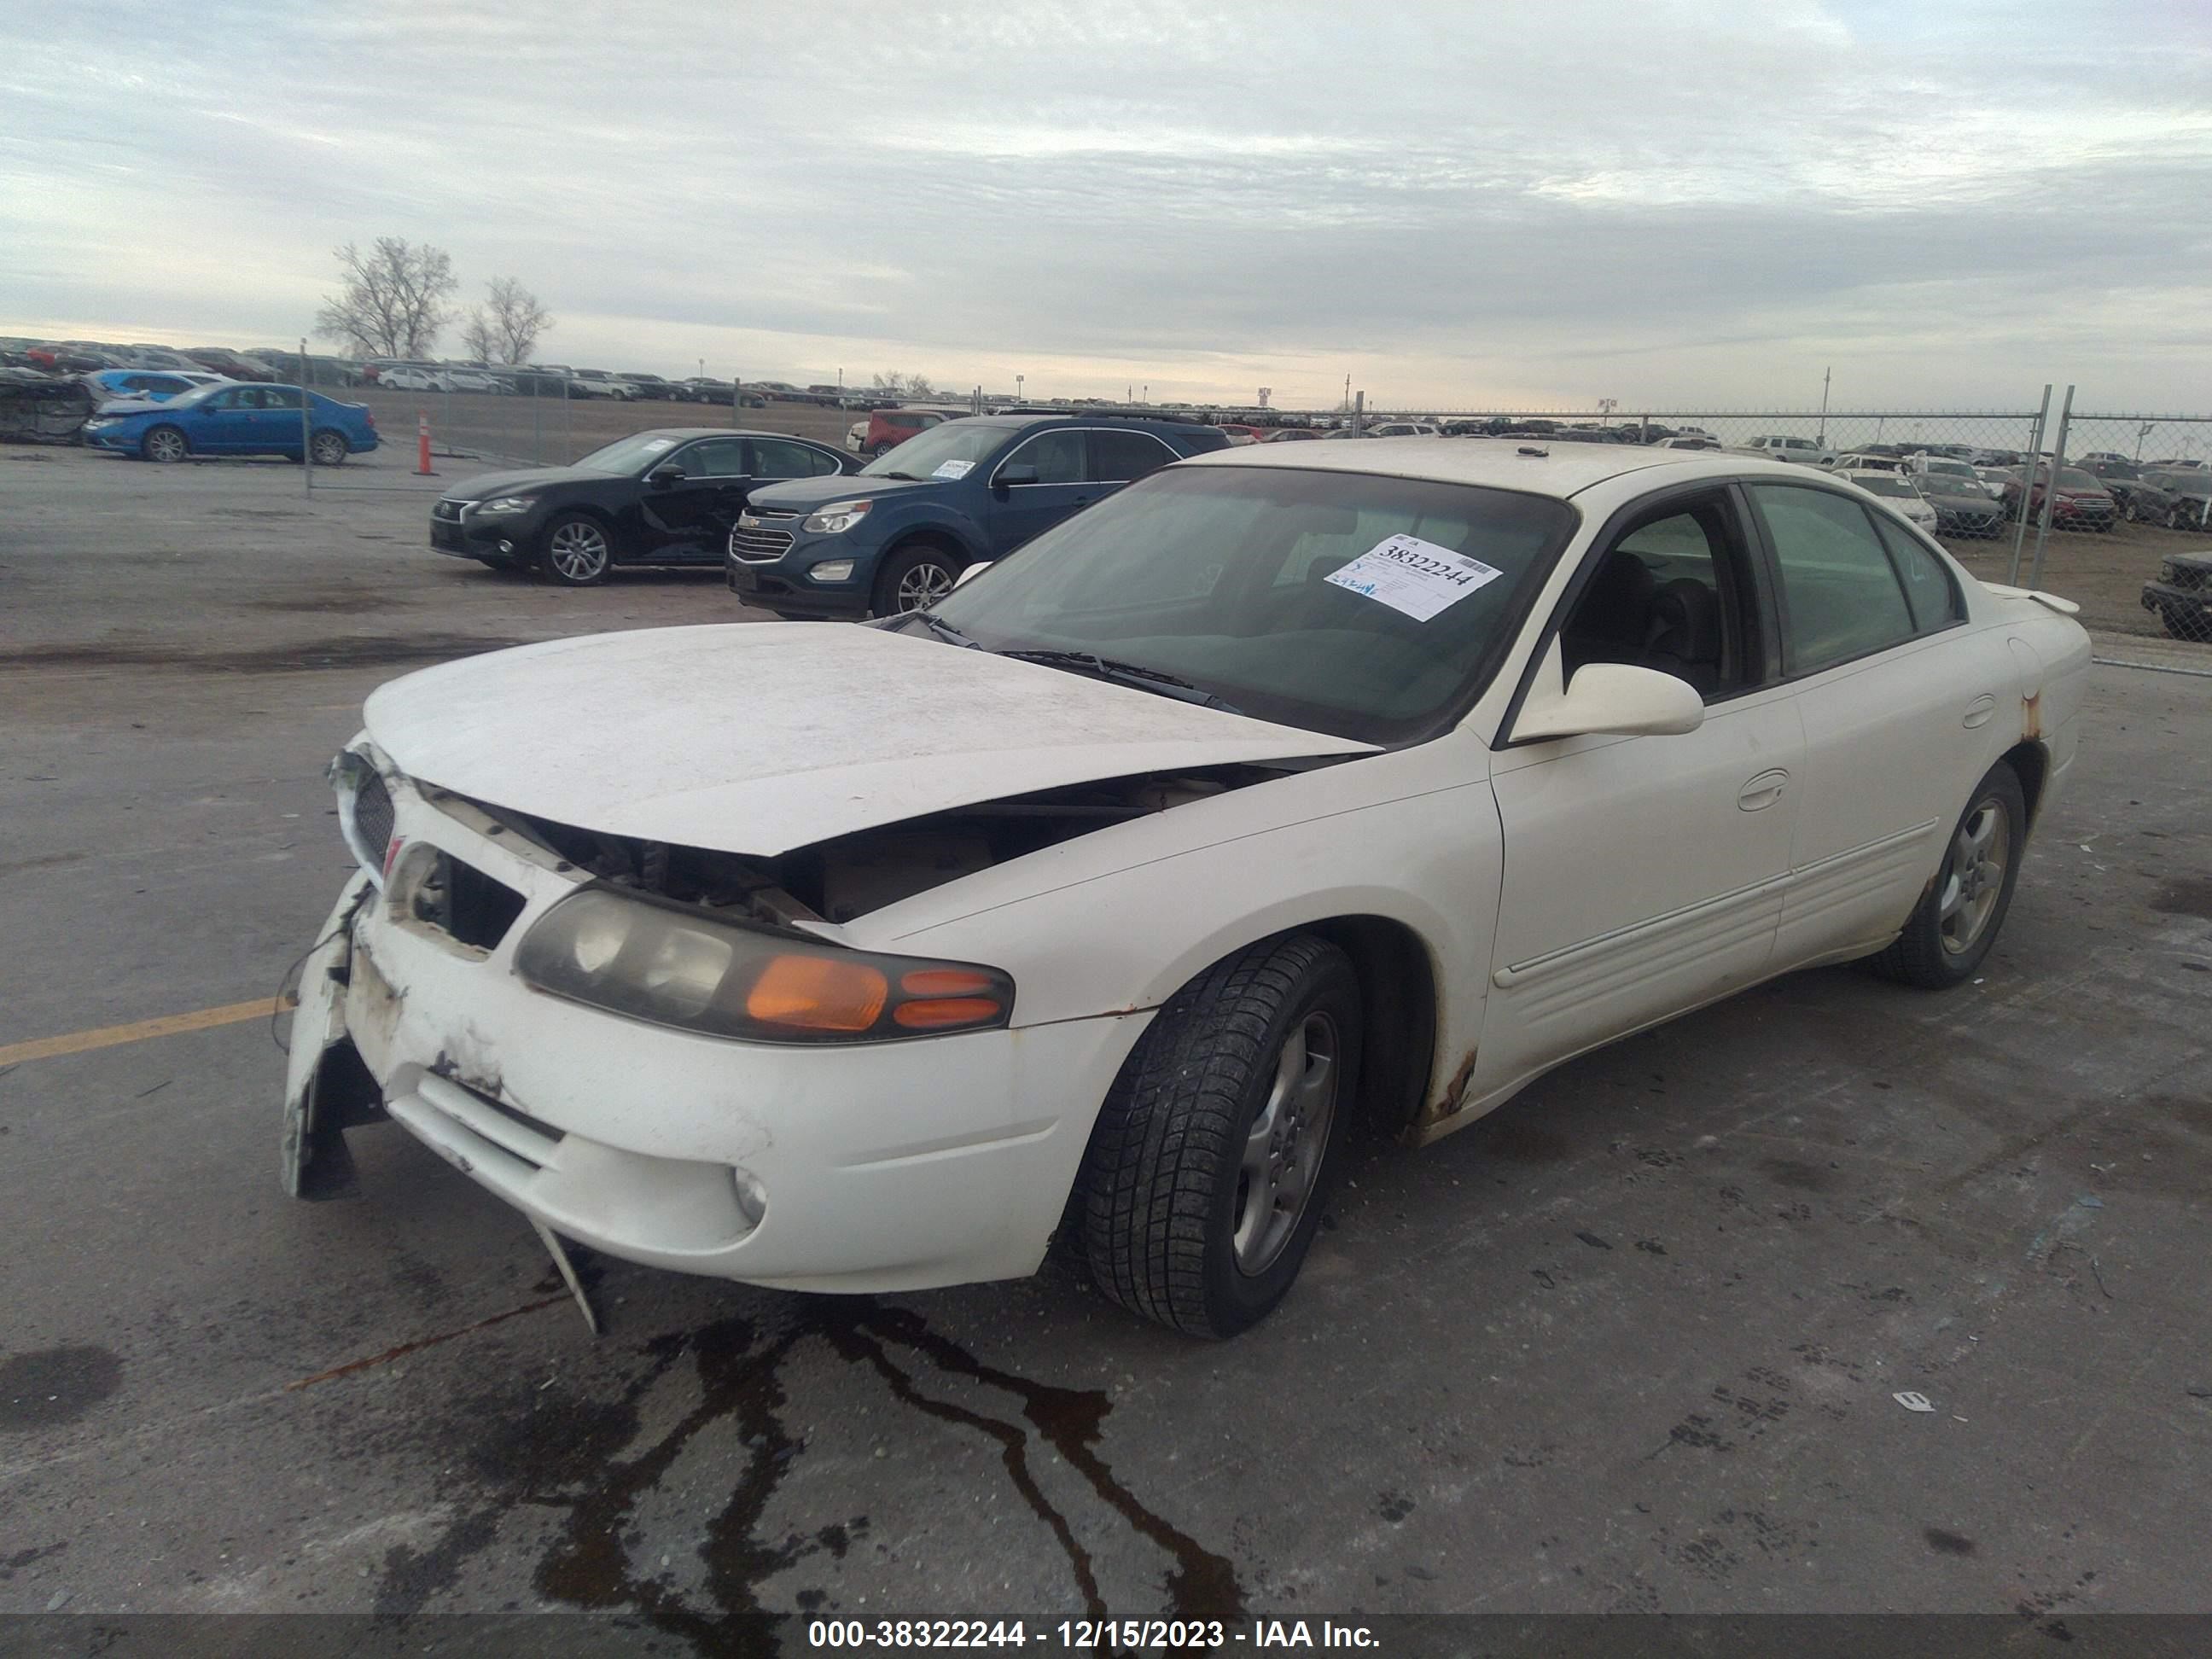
[745,956,889,1032]
[899,968,999,998]
[892,997,1006,1031]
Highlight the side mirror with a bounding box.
[995,464,1039,490]
[647,464,685,487]
[1513,659,1706,743]
[953,561,993,589]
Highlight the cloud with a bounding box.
[3,0,2209,407]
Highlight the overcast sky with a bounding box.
[4,1,2209,410]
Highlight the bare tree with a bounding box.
[870,370,935,398]
[463,276,554,365]
[316,239,460,358]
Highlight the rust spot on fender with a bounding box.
[1418,1045,1479,1131]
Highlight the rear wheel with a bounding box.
[1869,762,2026,989]
[1080,934,1359,1337]
[539,514,614,585]
[142,425,189,463]
[309,428,348,467]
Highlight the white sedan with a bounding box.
[282,441,2090,1336]
[1836,468,1942,533]
[377,366,449,392]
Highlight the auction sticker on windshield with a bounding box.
[933,459,975,480]
[1325,533,1505,621]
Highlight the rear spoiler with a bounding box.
[1981,582,2081,616]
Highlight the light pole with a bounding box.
[1818,366,1831,445]
[1016,373,1024,403]
[2136,422,2155,461]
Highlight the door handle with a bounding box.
[1737,768,1790,812]
[1963,693,1995,729]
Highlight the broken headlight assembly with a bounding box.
[513,886,1014,1044]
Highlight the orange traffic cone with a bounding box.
[415,411,436,476]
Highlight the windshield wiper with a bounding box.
[998,649,1243,714]
[876,470,918,480]
[911,609,979,649]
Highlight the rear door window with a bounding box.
[1747,484,1918,675]
[1092,429,1179,483]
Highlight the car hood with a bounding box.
[363,624,1373,857]
[746,474,934,512]
[442,465,619,501]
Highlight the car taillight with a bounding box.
[364,410,375,428]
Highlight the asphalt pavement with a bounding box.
[2,445,2208,1635]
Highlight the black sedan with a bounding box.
[1914,475,2005,537]
[428,428,855,585]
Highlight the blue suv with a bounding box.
[725,414,1229,618]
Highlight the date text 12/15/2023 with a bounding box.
[805,1620,1382,1650]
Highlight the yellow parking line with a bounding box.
[0,997,296,1068]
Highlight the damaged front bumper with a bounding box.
[278,769,1146,1293]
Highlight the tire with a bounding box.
[871,540,963,615]
[1080,934,1360,1338]
[2123,498,2142,524]
[2158,608,2190,640]
[141,425,189,463]
[1868,761,2028,989]
[539,514,614,585]
[309,428,348,467]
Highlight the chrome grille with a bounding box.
[730,526,795,562]
[433,499,464,521]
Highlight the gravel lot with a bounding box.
[3,445,2208,1633]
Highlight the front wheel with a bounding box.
[1080,934,1360,1337]
[872,542,963,615]
[309,429,348,467]
[142,425,189,463]
[539,514,614,585]
[1869,762,2027,988]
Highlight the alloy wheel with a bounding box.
[894,560,956,612]
[145,428,186,463]
[1937,800,2011,957]
[1231,1012,1339,1276]
[547,521,611,583]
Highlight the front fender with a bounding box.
[864,503,988,563]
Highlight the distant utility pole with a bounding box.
[1598,398,1617,424]
[1818,366,1832,444]
[1257,386,1271,409]
[2136,421,2155,460]
[1016,373,1025,402]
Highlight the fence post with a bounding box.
[531,374,542,463]
[2027,384,2075,592]
[2007,384,2052,585]
[299,335,312,498]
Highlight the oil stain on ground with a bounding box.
[373,1301,1244,1647]
[0,1345,122,1431]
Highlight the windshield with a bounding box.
[1924,460,1975,478]
[160,383,224,410]
[1854,475,1912,498]
[859,419,1010,479]
[573,432,686,474]
[924,465,1578,744]
[2057,469,2100,491]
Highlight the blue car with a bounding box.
[84,369,228,404]
[80,381,379,465]
[725,414,1229,618]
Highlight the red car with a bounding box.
[1214,424,1270,444]
[860,406,958,458]
[2002,465,2117,532]
[183,347,279,382]
[1261,427,1323,442]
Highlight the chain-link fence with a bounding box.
[1327,400,2210,650]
